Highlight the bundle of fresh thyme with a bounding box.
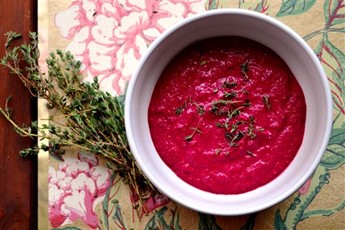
[0,32,155,210]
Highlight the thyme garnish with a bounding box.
[224,91,237,99]
[184,121,202,142]
[212,99,242,108]
[175,97,206,116]
[225,132,234,142]
[223,81,237,88]
[230,123,238,133]
[223,120,229,129]
[257,127,265,132]
[241,60,250,80]
[192,103,205,116]
[175,57,269,155]
[175,106,184,115]
[247,123,257,139]
[236,120,248,125]
[227,131,245,147]
[249,115,255,123]
[175,96,192,115]
[243,99,251,107]
[242,89,249,95]
[213,81,236,93]
[215,122,224,128]
[246,151,254,156]
[263,95,271,110]
[0,32,155,213]
[227,106,242,120]
[184,135,193,142]
[209,81,262,149]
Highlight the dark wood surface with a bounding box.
[0,0,37,229]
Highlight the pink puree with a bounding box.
[148,37,306,194]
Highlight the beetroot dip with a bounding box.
[148,37,306,194]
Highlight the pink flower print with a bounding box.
[142,193,170,214]
[49,152,111,228]
[298,178,312,195]
[55,0,205,95]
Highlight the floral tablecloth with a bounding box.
[47,0,345,229]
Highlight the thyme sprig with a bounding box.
[175,105,185,115]
[175,97,205,116]
[199,60,207,65]
[226,130,245,147]
[184,121,202,142]
[223,81,237,89]
[193,103,205,116]
[241,59,250,80]
[0,32,155,211]
[208,81,268,150]
[246,150,254,156]
[263,95,271,110]
[175,96,191,115]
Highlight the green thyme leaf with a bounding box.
[263,95,271,110]
[241,60,250,80]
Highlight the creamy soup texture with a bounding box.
[148,37,306,194]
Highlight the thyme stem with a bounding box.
[185,121,202,142]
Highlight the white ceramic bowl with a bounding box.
[125,9,332,215]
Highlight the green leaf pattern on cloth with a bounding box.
[274,210,287,230]
[276,0,317,17]
[144,207,182,230]
[101,173,117,230]
[205,0,219,10]
[198,213,222,230]
[314,34,345,114]
[240,213,257,230]
[324,0,345,27]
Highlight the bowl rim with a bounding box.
[125,8,333,215]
